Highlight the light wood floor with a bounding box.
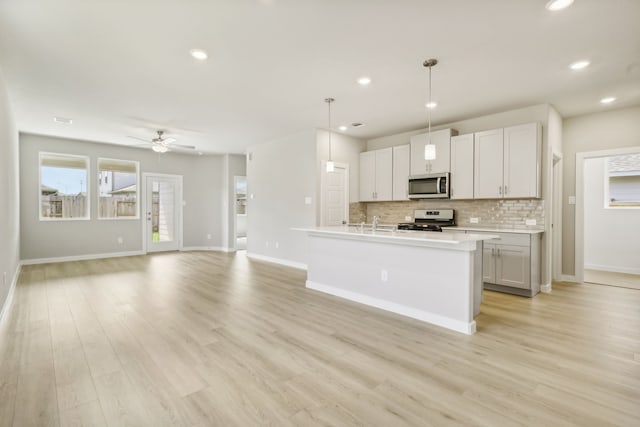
[585,269,640,290]
[1,252,639,427]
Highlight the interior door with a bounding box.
[322,163,348,226]
[145,175,182,252]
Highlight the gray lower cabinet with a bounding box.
[481,232,540,297]
[445,229,541,297]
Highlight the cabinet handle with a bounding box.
[491,248,495,257]
[504,185,508,195]
[499,186,503,195]
[497,248,501,257]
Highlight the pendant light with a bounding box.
[423,58,438,161]
[325,97,335,172]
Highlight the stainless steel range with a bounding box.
[397,209,456,232]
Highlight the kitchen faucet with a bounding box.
[373,215,381,230]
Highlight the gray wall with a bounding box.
[562,106,640,275]
[20,133,226,260]
[246,129,317,266]
[0,68,20,315]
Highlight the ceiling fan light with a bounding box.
[152,145,168,153]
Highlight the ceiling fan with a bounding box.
[127,130,195,153]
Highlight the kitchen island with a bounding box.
[295,226,497,334]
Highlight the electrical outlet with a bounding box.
[304,197,312,205]
[568,196,576,205]
[381,269,388,282]
[404,216,412,221]
[117,236,123,244]
[470,217,479,224]
[525,219,537,226]
[206,234,212,240]
[275,242,279,249]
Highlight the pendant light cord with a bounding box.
[428,63,432,145]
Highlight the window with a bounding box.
[97,158,139,219]
[39,152,90,220]
[606,154,640,208]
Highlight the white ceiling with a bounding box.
[1,0,639,154]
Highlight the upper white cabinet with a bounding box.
[359,147,393,202]
[410,128,456,175]
[474,123,541,199]
[503,123,541,198]
[450,134,474,200]
[392,144,410,201]
[473,128,504,199]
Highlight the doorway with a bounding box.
[576,147,640,289]
[234,176,247,251]
[143,174,183,253]
[320,162,349,226]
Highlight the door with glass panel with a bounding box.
[145,175,182,252]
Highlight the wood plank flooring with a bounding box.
[1,251,639,426]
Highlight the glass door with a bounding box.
[145,175,182,252]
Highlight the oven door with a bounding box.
[408,173,449,199]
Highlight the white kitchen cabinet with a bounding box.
[392,144,410,200]
[474,123,541,199]
[410,128,456,175]
[473,128,504,199]
[503,122,541,198]
[359,147,393,202]
[450,133,474,200]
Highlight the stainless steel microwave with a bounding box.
[408,172,450,199]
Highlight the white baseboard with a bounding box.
[584,264,640,275]
[306,280,476,335]
[540,283,552,293]
[560,274,577,283]
[0,263,21,326]
[20,250,145,266]
[181,246,231,252]
[246,252,307,270]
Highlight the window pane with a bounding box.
[607,154,640,208]
[40,153,89,219]
[98,158,139,219]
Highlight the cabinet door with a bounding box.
[483,243,496,283]
[392,144,410,200]
[359,151,376,202]
[375,147,393,201]
[410,129,453,175]
[474,128,503,199]
[504,122,541,198]
[450,134,474,199]
[495,244,531,289]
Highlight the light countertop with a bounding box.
[446,226,544,234]
[294,226,498,251]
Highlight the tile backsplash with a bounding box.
[350,199,544,229]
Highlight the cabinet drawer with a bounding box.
[472,231,530,247]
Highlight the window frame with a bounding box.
[96,157,141,220]
[38,151,91,221]
[604,155,640,210]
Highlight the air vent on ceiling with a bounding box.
[351,122,365,128]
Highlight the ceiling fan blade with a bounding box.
[162,137,177,144]
[127,136,151,143]
[172,143,196,149]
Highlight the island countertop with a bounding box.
[293,225,498,251]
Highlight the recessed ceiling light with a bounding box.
[425,102,438,109]
[338,125,348,131]
[600,97,616,104]
[189,49,208,60]
[357,76,371,86]
[545,0,574,11]
[53,116,72,124]
[569,60,590,71]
